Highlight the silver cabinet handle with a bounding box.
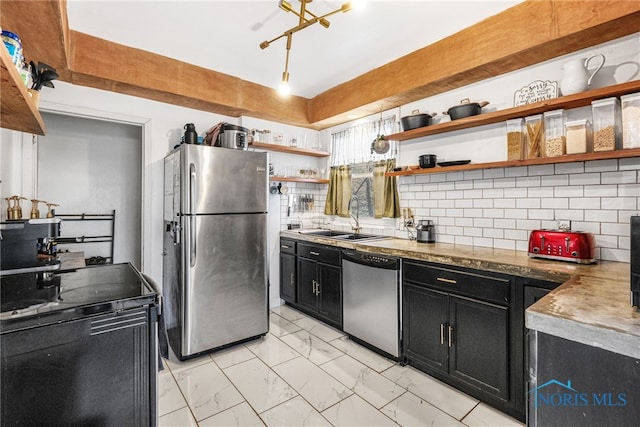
[281,244,290,249]
[316,280,320,296]
[440,323,445,345]
[437,277,457,284]
[310,251,320,256]
[448,325,454,347]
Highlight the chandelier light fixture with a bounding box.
[260,0,355,96]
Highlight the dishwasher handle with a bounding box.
[341,250,399,270]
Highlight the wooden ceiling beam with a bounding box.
[2,1,639,131]
[309,0,640,128]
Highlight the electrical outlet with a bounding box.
[557,219,571,230]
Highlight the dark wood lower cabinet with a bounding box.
[403,260,521,421]
[279,239,342,329]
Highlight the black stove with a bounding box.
[1,263,156,332]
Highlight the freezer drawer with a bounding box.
[181,213,268,356]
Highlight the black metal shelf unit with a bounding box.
[56,210,116,265]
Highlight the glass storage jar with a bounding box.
[620,92,640,149]
[506,118,525,160]
[524,114,544,159]
[565,119,591,155]
[543,109,566,157]
[591,97,621,151]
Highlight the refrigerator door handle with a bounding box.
[189,163,197,267]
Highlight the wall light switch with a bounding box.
[557,219,571,230]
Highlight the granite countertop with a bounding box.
[281,230,639,358]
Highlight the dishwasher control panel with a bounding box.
[342,250,400,270]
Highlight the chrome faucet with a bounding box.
[348,196,362,234]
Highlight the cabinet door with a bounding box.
[403,283,449,373]
[297,258,318,312]
[449,295,509,401]
[316,263,342,328]
[280,253,296,303]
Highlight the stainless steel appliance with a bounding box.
[527,229,596,264]
[342,250,401,358]
[416,219,435,243]
[631,216,639,307]
[163,144,268,360]
[216,123,249,150]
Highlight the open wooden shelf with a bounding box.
[250,141,330,157]
[387,148,640,177]
[0,45,46,135]
[386,80,640,142]
[270,176,329,184]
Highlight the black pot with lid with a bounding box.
[416,219,435,243]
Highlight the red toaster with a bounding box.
[528,229,596,264]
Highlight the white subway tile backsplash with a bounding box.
[528,164,555,176]
[483,168,505,179]
[516,198,541,209]
[619,158,640,171]
[618,184,640,197]
[554,186,584,198]
[541,174,569,187]
[569,197,601,210]
[584,210,619,223]
[569,173,601,186]
[504,166,528,177]
[584,159,619,172]
[555,162,584,174]
[307,159,638,264]
[601,222,629,236]
[601,171,637,185]
[541,197,568,209]
[528,187,554,198]
[503,209,528,219]
[528,209,555,220]
[494,198,516,208]
[584,184,617,197]
[516,219,542,230]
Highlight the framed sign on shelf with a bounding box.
[514,80,558,106]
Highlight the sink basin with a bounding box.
[299,229,388,242]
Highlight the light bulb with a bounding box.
[278,81,291,96]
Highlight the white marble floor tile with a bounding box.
[269,312,303,337]
[174,360,244,421]
[270,304,307,322]
[293,315,345,342]
[273,356,353,412]
[164,353,213,375]
[320,354,405,409]
[210,343,256,369]
[224,357,298,413]
[329,336,396,372]
[245,333,301,367]
[381,391,465,427]
[382,365,479,420]
[322,394,399,427]
[260,395,332,427]
[158,369,187,417]
[280,330,343,365]
[461,403,524,427]
[158,407,198,427]
[199,402,265,427]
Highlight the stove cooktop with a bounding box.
[0,263,157,330]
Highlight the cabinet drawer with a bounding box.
[280,239,296,255]
[298,243,340,265]
[404,261,511,305]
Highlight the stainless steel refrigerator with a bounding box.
[163,144,268,360]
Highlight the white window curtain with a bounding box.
[329,116,397,166]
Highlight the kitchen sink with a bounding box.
[298,229,388,242]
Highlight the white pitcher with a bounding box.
[560,54,605,96]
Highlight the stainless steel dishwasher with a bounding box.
[342,250,401,358]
